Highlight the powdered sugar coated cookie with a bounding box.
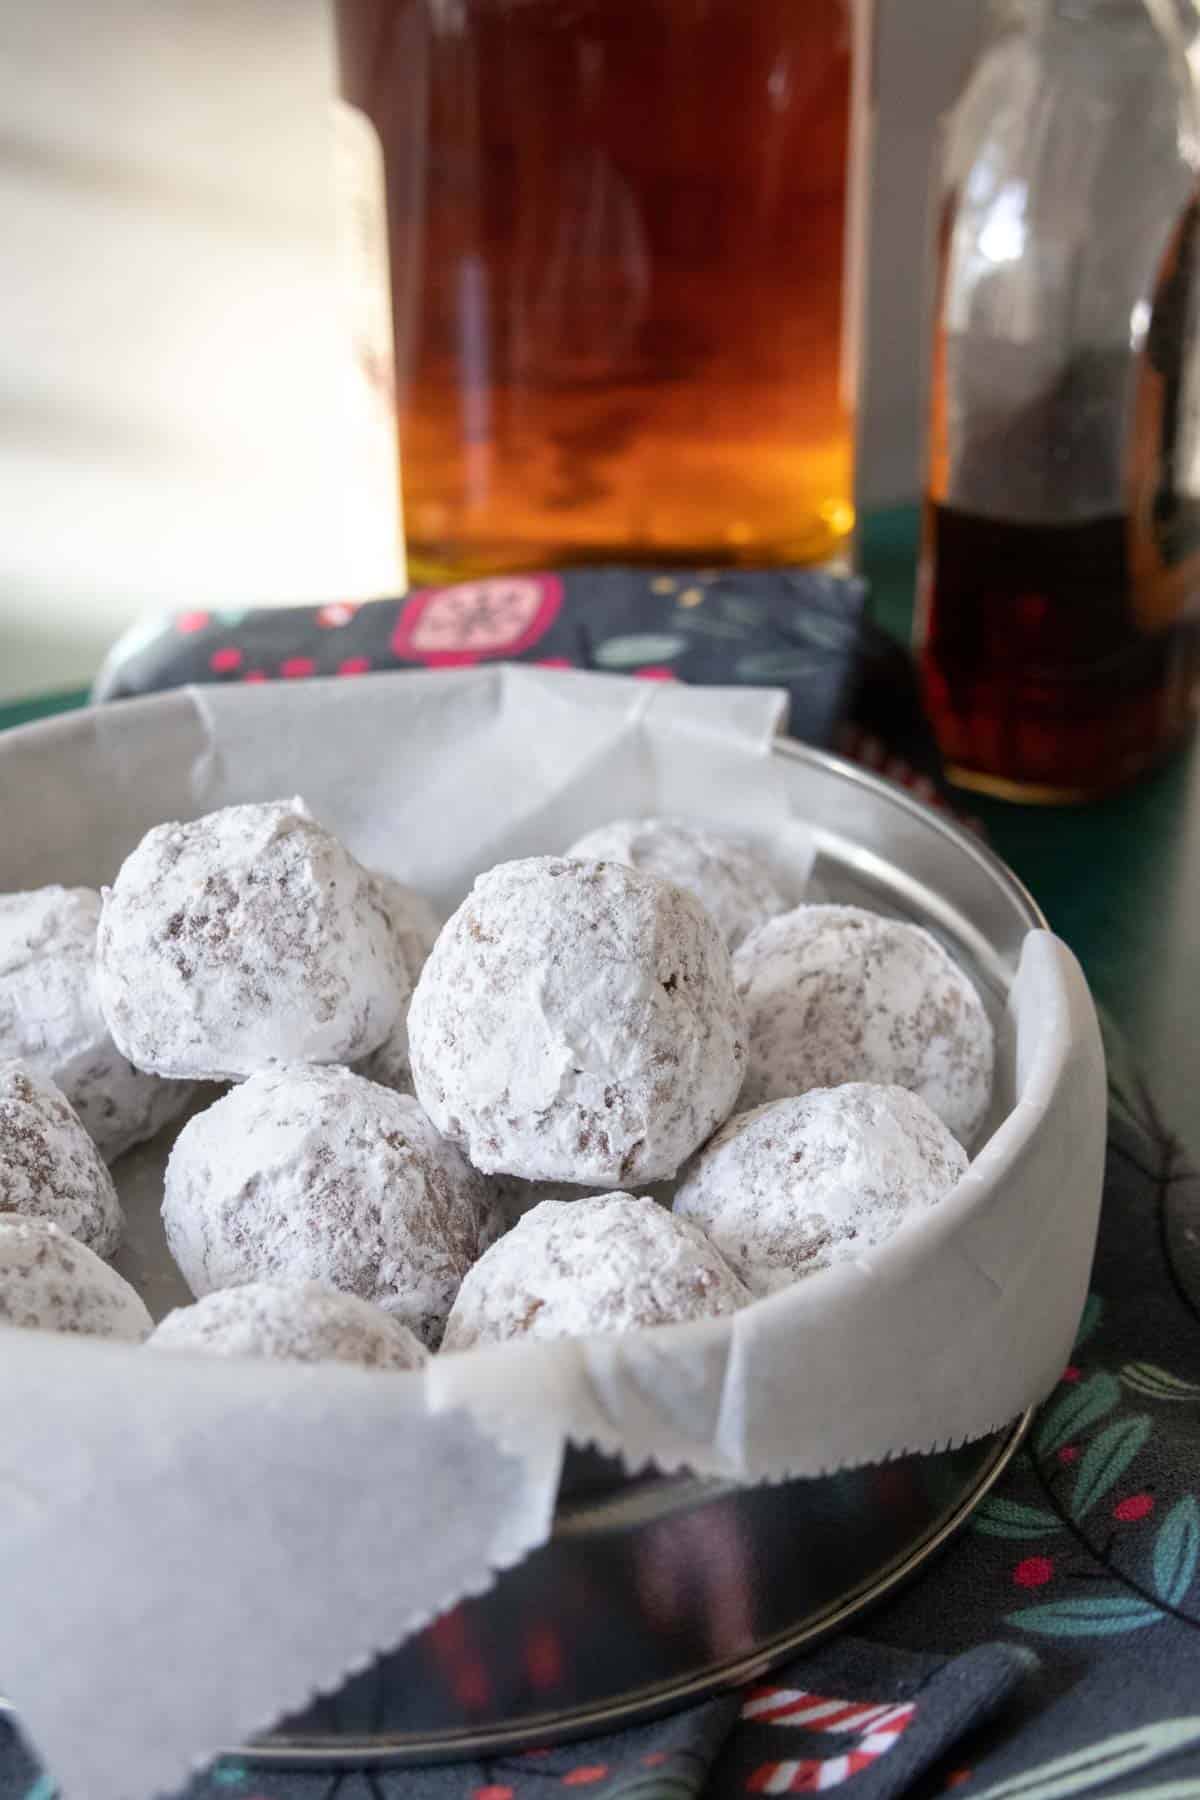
[96,798,408,1082]
[442,1192,750,1350]
[356,874,442,1097]
[674,1083,968,1294]
[409,857,746,1185]
[565,817,788,949]
[734,904,994,1143]
[0,885,194,1161]
[148,1281,426,1369]
[0,1215,151,1338]
[0,1059,124,1256]
[163,1065,503,1347]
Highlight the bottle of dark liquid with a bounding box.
[917,0,1200,802]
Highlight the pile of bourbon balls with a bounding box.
[0,799,994,1371]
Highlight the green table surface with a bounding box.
[2,511,1197,1164]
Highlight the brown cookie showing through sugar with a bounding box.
[96,798,408,1082]
[734,903,995,1144]
[674,1084,969,1295]
[356,872,442,1098]
[147,1281,427,1369]
[408,857,746,1186]
[163,1065,504,1348]
[0,884,195,1162]
[565,816,788,950]
[0,1215,151,1339]
[0,1059,124,1256]
[442,1192,751,1350]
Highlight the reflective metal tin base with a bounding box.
[250,1412,1028,1767]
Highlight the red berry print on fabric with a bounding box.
[1013,1557,1055,1588]
[280,657,316,680]
[562,1767,609,1786]
[338,656,372,676]
[1114,1494,1155,1521]
[177,611,211,634]
[209,647,242,674]
[632,666,679,682]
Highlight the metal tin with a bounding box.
[247,741,1045,1767]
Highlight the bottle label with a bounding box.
[331,97,406,592]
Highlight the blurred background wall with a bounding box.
[0,0,984,704]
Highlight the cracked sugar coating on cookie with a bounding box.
[0,885,195,1162]
[442,1193,751,1350]
[148,1281,426,1369]
[408,857,746,1185]
[734,904,995,1143]
[356,874,442,1098]
[565,817,788,950]
[163,1065,504,1347]
[0,1059,124,1256]
[95,798,409,1082]
[0,1215,151,1338]
[674,1084,969,1295]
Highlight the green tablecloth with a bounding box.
[3,509,1197,1162]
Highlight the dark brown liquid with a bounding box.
[917,504,1200,802]
[337,0,855,583]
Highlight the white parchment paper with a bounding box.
[0,666,1107,1800]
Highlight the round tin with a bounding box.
[249,740,1044,1765]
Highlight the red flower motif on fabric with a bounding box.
[1061,1365,1081,1384]
[391,574,563,666]
[338,656,372,677]
[1058,1445,1080,1464]
[317,601,360,629]
[632,666,679,682]
[1114,1493,1155,1522]
[280,657,316,680]
[177,611,211,635]
[1013,1557,1054,1588]
[562,1768,609,1786]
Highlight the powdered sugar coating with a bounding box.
[442,1193,751,1350]
[734,904,995,1143]
[0,885,195,1161]
[96,799,408,1082]
[356,874,442,1097]
[409,857,746,1185]
[0,1215,151,1339]
[0,1059,124,1256]
[674,1083,969,1294]
[163,1065,504,1347]
[566,817,788,950]
[147,1281,426,1369]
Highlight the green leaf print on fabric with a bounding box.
[1153,1496,1200,1608]
[1007,1595,1164,1636]
[1070,1418,1152,1520]
[1122,1362,1200,1402]
[1036,1373,1121,1458]
[974,1498,1061,1540]
[968,1718,1200,1800]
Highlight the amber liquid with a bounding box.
[918,505,1200,803]
[336,0,855,583]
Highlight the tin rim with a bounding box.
[246,1412,1030,1766]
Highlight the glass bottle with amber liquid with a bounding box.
[917,0,1200,803]
[335,0,862,583]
